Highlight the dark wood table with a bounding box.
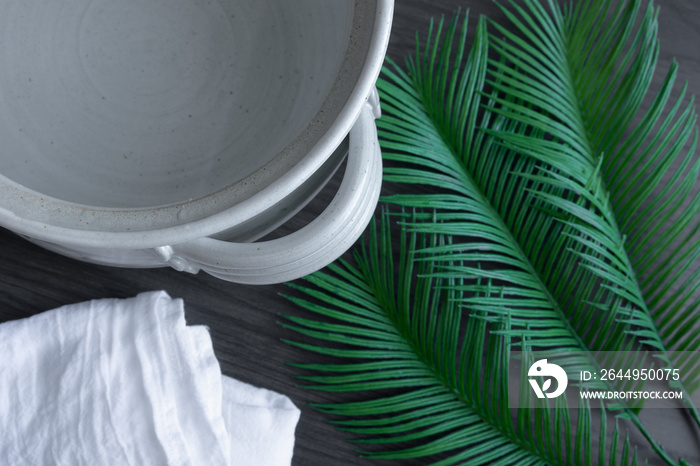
[1,1,698,464]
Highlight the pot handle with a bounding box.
[156,99,382,284]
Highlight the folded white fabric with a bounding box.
[0,291,300,466]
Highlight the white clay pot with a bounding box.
[0,0,394,284]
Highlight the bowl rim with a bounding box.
[0,0,394,249]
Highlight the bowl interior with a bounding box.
[0,0,353,208]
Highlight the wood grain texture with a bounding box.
[0,1,698,465]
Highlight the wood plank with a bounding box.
[0,1,698,464]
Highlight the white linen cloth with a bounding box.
[0,291,300,465]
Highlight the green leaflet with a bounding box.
[283,1,699,464]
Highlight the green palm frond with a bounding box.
[283,213,637,465]
[282,1,699,464]
[380,0,664,420]
[483,0,700,410]
[379,0,697,449]
[379,9,631,363]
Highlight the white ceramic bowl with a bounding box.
[0,0,393,284]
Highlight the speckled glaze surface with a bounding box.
[0,0,394,283]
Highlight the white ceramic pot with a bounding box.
[0,0,393,284]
